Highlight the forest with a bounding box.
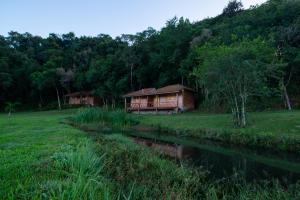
[1,1,300,199]
[1,0,300,116]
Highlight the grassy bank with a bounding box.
[0,110,115,199]
[138,110,300,152]
[91,133,300,200]
[1,109,300,199]
[69,108,300,199]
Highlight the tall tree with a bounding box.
[193,39,279,127]
[222,0,243,17]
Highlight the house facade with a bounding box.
[123,84,195,113]
[64,91,101,106]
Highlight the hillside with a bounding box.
[0,0,299,111]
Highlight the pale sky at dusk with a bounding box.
[0,0,267,38]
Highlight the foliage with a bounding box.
[192,39,280,127]
[222,0,243,17]
[71,107,138,128]
[1,0,299,111]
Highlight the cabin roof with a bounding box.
[123,88,157,97]
[64,91,93,97]
[123,84,194,97]
[156,84,194,94]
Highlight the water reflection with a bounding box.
[133,136,300,184]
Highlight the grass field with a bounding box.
[1,110,300,199]
[139,110,300,136]
[138,110,300,151]
[0,110,111,199]
[0,110,210,199]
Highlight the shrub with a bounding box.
[71,108,137,128]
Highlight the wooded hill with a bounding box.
[0,0,299,111]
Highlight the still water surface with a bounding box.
[126,131,300,184]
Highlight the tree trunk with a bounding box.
[62,90,66,105]
[234,96,240,127]
[104,99,108,109]
[241,97,246,127]
[111,99,115,109]
[55,86,62,110]
[38,92,43,109]
[282,85,292,110]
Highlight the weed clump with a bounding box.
[47,140,111,200]
[71,108,138,128]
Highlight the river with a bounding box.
[124,130,300,184]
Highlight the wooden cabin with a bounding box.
[123,84,195,113]
[64,91,101,106]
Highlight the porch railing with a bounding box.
[126,102,177,110]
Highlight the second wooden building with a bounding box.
[123,84,195,113]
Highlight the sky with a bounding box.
[0,0,267,38]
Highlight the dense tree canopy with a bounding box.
[0,0,299,112]
[193,38,281,126]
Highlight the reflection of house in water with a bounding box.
[133,137,195,159]
[134,136,300,183]
[123,84,195,114]
[64,91,102,106]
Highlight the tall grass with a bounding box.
[71,108,137,128]
[91,134,300,200]
[94,134,206,200]
[47,140,111,200]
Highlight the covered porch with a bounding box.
[124,94,180,113]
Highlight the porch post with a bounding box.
[124,97,127,112]
[138,96,141,114]
[182,89,184,110]
[156,95,158,114]
[176,93,179,113]
[147,96,149,107]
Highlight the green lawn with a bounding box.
[139,110,300,136]
[0,110,89,198]
[137,110,300,151]
[1,109,299,199]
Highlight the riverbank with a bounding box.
[68,108,300,199]
[137,110,300,153]
[2,110,299,199]
[1,110,203,199]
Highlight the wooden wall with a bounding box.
[155,91,194,111]
[69,96,98,106]
[182,90,195,110]
[129,90,195,111]
[155,94,178,108]
[131,97,148,108]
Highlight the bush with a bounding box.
[71,108,138,128]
